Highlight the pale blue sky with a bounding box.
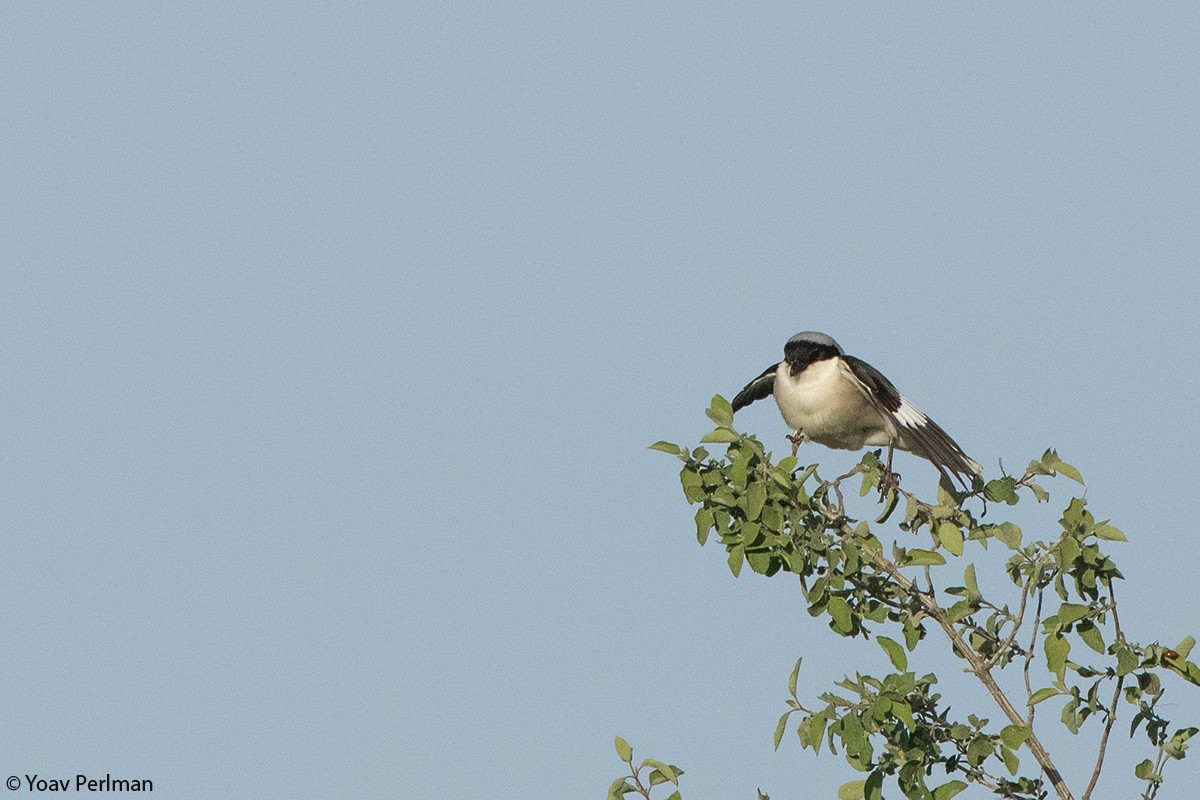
[2,4,1198,799]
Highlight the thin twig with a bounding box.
[985,568,1033,668]
[1081,583,1126,800]
[1080,673,1125,800]
[628,762,652,799]
[1141,745,1170,800]
[1024,587,1045,728]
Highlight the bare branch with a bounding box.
[1024,587,1045,728]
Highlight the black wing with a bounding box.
[841,356,980,489]
[840,356,902,413]
[732,364,778,412]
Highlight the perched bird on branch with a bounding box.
[732,331,981,490]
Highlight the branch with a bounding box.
[859,540,1076,800]
[1141,746,1170,800]
[1080,583,1126,800]
[1024,588,1045,728]
[984,565,1033,668]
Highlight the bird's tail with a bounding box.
[898,418,982,490]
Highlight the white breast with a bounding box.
[772,358,893,450]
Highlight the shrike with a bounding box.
[732,331,981,489]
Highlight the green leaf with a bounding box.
[1042,449,1084,484]
[788,658,803,698]
[875,488,900,523]
[1000,724,1031,749]
[903,616,922,650]
[1116,645,1138,676]
[1165,727,1198,759]
[649,441,683,455]
[858,468,878,497]
[963,563,980,599]
[761,504,784,533]
[727,545,744,578]
[807,711,829,754]
[693,508,713,546]
[1061,698,1081,734]
[864,770,883,800]
[1094,523,1126,542]
[1057,603,1090,626]
[758,791,770,800]
[1076,620,1106,654]
[837,780,866,800]
[614,736,632,762]
[700,427,739,443]
[966,736,993,766]
[1029,687,1059,706]
[774,712,790,750]
[1026,458,1052,476]
[877,636,908,672]
[709,486,736,507]
[839,714,869,761]
[1165,658,1200,687]
[932,780,969,800]
[1057,536,1081,566]
[946,600,973,623]
[641,759,677,784]
[891,699,916,730]
[608,777,634,800]
[680,468,705,503]
[984,477,1018,504]
[1134,758,1155,780]
[1060,497,1087,532]
[746,548,772,574]
[706,395,734,427]
[906,548,947,566]
[1000,745,1019,775]
[665,793,681,800]
[1080,623,1104,652]
[828,597,853,633]
[937,522,964,556]
[745,483,768,521]
[1174,636,1197,661]
[994,522,1022,550]
[1045,633,1070,676]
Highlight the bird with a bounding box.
[731,331,981,490]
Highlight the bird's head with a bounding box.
[783,331,843,371]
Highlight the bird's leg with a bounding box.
[787,430,807,457]
[879,439,900,497]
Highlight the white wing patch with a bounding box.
[892,397,929,429]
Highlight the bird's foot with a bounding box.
[787,432,805,457]
[878,467,901,499]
